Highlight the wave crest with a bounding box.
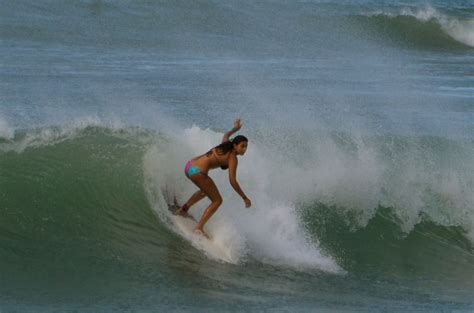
[364,6,474,49]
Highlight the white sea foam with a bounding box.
[144,124,474,265]
[143,126,343,272]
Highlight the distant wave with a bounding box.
[361,6,474,49]
[3,0,472,54]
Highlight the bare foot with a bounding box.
[194,228,210,239]
[175,207,190,218]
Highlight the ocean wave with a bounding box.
[143,126,342,272]
[1,124,472,275]
[3,0,472,55]
[362,6,474,49]
[0,125,342,273]
[302,203,474,277]
[0,116,131,153]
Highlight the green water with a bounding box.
[0,127,472,312]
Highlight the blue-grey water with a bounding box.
[1,0,473,312]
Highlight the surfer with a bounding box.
[175,118,251,238]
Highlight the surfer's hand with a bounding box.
[233,118,242,131]
[243,197,251,208]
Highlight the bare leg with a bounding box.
[184,190,206,209]
[176,190,206,216]
[195,197,222,231]
[188,174,222,237]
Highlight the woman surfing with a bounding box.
[175,118,251,238]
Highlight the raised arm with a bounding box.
[228,154,251,208]
[222,118,242,143]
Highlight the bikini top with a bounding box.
[206,148,229,170]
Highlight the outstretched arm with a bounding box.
[228,154,251,208]
[222,118,242,143]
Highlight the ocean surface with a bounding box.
[1,0,473,312]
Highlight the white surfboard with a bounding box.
[168,203,236,263]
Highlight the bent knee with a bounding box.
[213,197,223,206]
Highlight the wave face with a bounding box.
[0,126,157,272]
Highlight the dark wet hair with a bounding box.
[214,135,248,155]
